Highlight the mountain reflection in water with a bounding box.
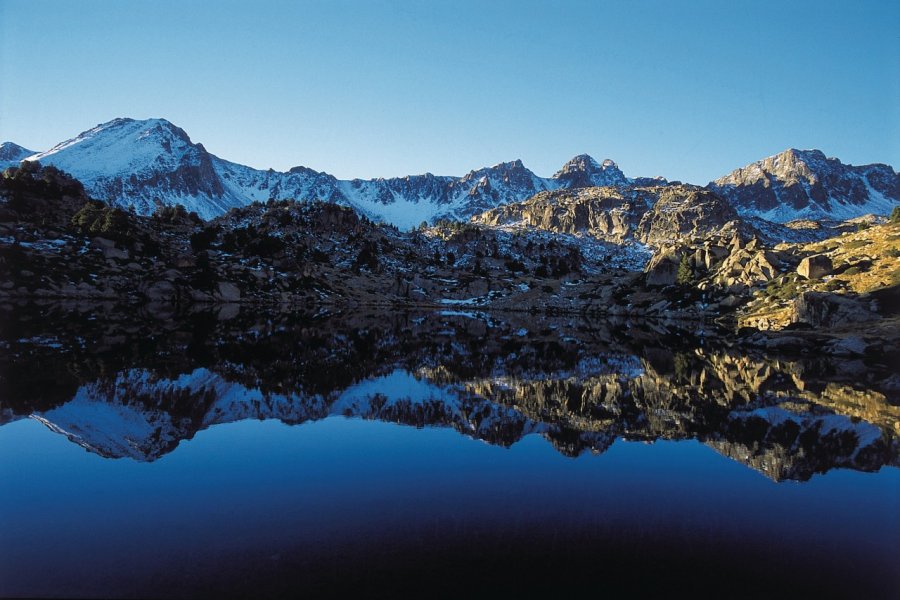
[3,303,897,480]
[0,303,898,598]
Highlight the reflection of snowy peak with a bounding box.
[33,369,202,461]
[711,406,887,482]
[709,148,899,222]
[24,363,896,481]
[19,117,640,228]
[30,368,538,461]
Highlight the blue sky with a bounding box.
[1,0,897,183]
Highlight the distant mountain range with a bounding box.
[2,117,897,227]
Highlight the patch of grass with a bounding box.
[889,270,900,286]
[764,273,802,301]
[844,239,871,250]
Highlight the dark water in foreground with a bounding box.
[0,304,898,598]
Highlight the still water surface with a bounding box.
[0,306,897,597]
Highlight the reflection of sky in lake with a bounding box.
[1,414,897,598]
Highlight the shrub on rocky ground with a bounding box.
[764,274,801,301]
[71,201,133,242]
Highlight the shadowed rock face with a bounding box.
[2,304,896,480]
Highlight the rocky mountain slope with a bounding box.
[737,219,900,333]
[1,162,648,311]
[15,118,662,228]
[710,148,898,222]
[3,163,898,354]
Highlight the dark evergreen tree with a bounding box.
[676,253,693,285]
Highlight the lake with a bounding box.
[1,304,897,598]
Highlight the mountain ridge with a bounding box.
[10,117,899,226]
[20,117,646,227]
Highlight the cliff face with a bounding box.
[473,184,759,246]
[472,186,648,242]
[634,185,747,245]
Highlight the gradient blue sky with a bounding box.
[1,0,897,183]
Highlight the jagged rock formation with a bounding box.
[633,185,749,245]
[701,237,785,293]
[472,186,650,242]
[552,155,630,188]
[472,183,813,249]
[710,148,899,222]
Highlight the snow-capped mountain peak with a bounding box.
[24,117,235,217]
[710,148,899,222]
[27,117,198,180]
[0,141,37,169]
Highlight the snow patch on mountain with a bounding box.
[27,118,188,178]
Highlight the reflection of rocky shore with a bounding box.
[1,303,897,480]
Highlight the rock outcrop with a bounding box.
[790,291,878,328]
[472,186,649,242]
[634,185,747,245]
[797,254,832,279]
[474,183,763,248]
